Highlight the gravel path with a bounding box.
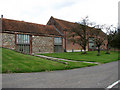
[35,55,100,64]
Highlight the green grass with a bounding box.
[40,51,119,64]
[2,48,96,73]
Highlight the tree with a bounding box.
[110,28,120,50]
[68,16,94,54]
[117,28,120,49]
[93,25,107,56]
[105,25,117,54]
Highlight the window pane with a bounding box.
[28,35,30,44]
[16,34,30,54]
[89,43,94,48]
[54,37,62,45]
[19,34,21,44]
[89,37,94,42]
[25,35,27,44]
[23,35,25,44]
[16,34,30,44]
[17,34,19,43]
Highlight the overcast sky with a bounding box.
[0,0,119,27]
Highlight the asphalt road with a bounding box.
[2,61,119,88]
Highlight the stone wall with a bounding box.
[1,33,15,50]
[32,36,53,53]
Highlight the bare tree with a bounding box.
[105,25,117,54]
[68,16,94,54]
[93,25,107,56]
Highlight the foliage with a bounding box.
[68,16,94,54]
[110,29,120,49]
[105,25,117,54]
[93,26,107,56]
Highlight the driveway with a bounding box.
[2,61,119,88]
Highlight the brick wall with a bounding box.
[1,33,15,50]
[32,36,54,53]
[63,38,89,52]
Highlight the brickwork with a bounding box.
[47,17,108,52]
[1,33,15,50]
[63,39,83,51]
[32,36,54,53]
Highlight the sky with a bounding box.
[0,0,119,28]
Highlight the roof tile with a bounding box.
[2,18,61,36]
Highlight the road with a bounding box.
[2,61,119,88]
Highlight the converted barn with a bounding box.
[0,16,63,54]
[47,16,107,52]
[0,15,107,54]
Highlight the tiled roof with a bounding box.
[48,16,76,31]
[53,17,76,30]
[47,16,106,37]
[2,18,61,36]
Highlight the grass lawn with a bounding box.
[40,51,119,64]
[2,48,96,73]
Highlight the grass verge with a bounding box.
[40,51,119,64]
[2,48,96,73]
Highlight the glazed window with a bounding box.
[54,37,62,45]
[89,37,94,43]
[16,34,30,54]
[54,37,63,52]
[17,34,30,44]
[89,37,95,49]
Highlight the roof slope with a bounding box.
[53,17,76,30]
[2,18,61,36]
[47,16,106,36]
[47,16,76,31]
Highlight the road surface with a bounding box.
[2,61,119,88]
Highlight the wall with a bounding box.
[32,36,54,53]
[62,31,88,52]
[63,38,89,52]
[1,33,15,50]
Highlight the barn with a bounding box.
[0,15,107,54]
[0,16,63,54]
[47,16,107,52]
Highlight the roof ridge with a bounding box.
[52,17,75,24]
[2,18,61,36]
[2,18,52,27]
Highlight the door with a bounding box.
[54,45,62,53]
[54,37,63,53]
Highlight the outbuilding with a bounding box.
[0,16,63,54]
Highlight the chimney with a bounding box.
[1,15,3,18]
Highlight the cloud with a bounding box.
[52,1,76,10]
[0,0,119,27]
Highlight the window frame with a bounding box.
[54,37,62,45]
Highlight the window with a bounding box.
[54,37,62,45]
[17,34,30,44]
[89,37,95,49]
[16,34,30,54]
[89,37,94,43]
[89,43,94,48]
[54,37,63,52]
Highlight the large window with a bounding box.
[89,37,94,42]
[89,37,95,49]
[54,37,62,45]
[17,34,30,44]
[16,34,30,54]
[54,37,63,52]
